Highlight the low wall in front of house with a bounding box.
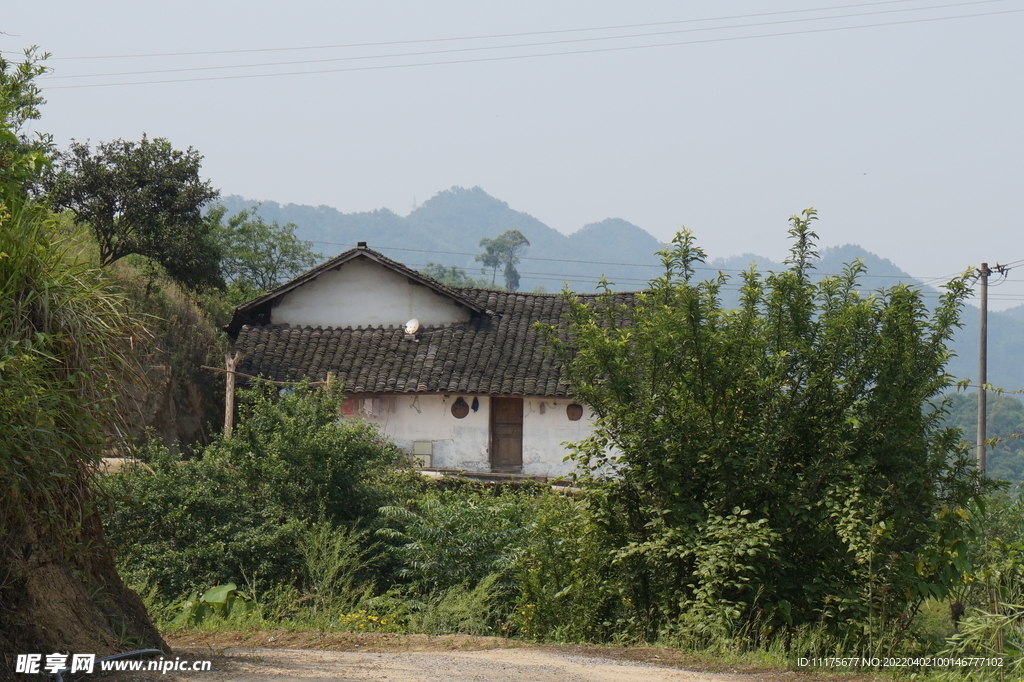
[343,394,597,478]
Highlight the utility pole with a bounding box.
[976,262,1009,474]
[977,263,990,474]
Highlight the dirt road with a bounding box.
[179,647,754,682]
[153,632,816,682]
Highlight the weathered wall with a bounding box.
[346,394,596,478]
[521,398,596,477]
[271,258,472,329]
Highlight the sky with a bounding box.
[5,0,1024,308]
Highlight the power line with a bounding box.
[43,7,1024,90]
[7,0,948,61]
[406,259,974,296]
[379,251,1024,301]
[307,238,989,284]
[41,0,1008,81]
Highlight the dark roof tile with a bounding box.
[233,287,638,397]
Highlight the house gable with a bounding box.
[226,245,485,335]
[271,257,472,330]
[227,244,639,398]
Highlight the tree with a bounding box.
[0,47,53,204]
[547,210,985,639]
[208,205,322,304]
[46,136,222,290]
[475,229,530,290]
[475,242,502,286]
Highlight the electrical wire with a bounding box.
[42,7,1024,89]
[5,0,959,61]
[41,0,1010,81]
[305,238,982,284]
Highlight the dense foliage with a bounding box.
[546,211,986,638]
[0,50,169,665]
[100,384,407,597]
[0,48,52,204]
[0,49,140,548]
[207,204,321,305]
[0,208,140,544]
[46,136,222,290]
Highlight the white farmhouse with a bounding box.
[226,243,613,477]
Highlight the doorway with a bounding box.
[489,397,523,472]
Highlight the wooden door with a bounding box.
[490,397,523,472]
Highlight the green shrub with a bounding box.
[378,488,534,593]
[409,574,504,636]
[511,493,616,642]
[546,216,987,640]
[299,521,373,614]
[1,206,139,544]
[100,383,406,597]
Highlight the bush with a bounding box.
[378,488,534,594]
[100,383,406,598]
[510,493,616,641]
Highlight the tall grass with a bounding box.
[298,522,372,614]
[1,205,141,545]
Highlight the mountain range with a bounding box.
[218,187,1024,392]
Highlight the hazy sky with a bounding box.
[5,1,1023,307]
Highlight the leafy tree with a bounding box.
[421,262,494,289]
[0,47,47,133]
[208,205,322,305]
[547,210,986,639]
[475,243,502,286]
[46,135,223,290]
[476,229,530,290]
[0,47,53,203]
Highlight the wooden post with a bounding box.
[224,352,241,437]
[326,372,335,390]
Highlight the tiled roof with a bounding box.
[233,287,637,397]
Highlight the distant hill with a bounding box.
[218,187,665,294]
[217,186,1024,393]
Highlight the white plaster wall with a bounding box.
[345,395,598,477]
[271,258,472,329]
[354,394,491,472]
[520,398,596,477]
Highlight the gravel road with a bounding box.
[142,633,822,682]
[174,646,752,682]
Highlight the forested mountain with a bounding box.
[218,187,665,294]
[219,186,1024,395]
